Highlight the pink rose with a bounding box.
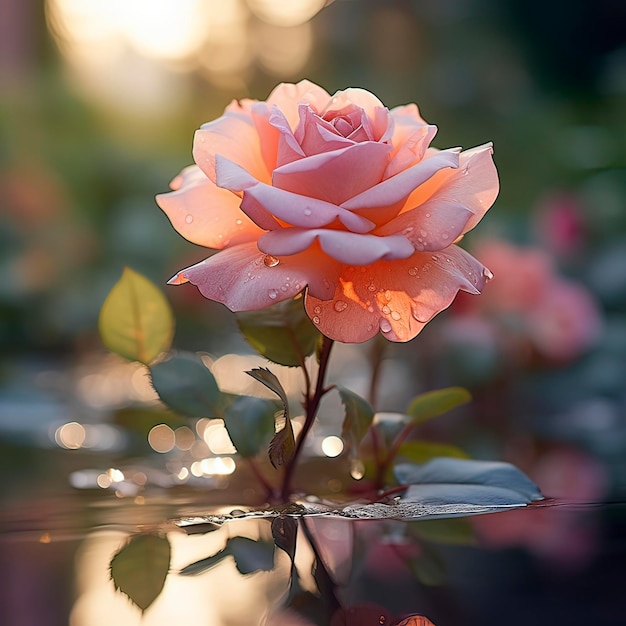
[157,80,498,342]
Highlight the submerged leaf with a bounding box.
[272,516,298,563]
[406,387,471,425]
[110,533,171,612]
[339,386,375,458]
[246,368,295,468]
[228,536,276,574]
[150,352,221,417]
[179,546,230,576]
[236,297,320,366]
[99,267,174,364]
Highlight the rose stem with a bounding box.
[280,335,334,501]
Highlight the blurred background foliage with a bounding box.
[1,0,626,508]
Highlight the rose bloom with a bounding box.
[157,80,498,342]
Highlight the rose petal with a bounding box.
[193,105,270,184]
[342,148,460,217]
[296,105,354,155]
[270,106,306,167]
[272,142,391,206]
[250,102,280,174]
[305,245,491,343]
[322,88,389,140]
[156,166,263,249]
[375,200,474,252]
[216,156,376,233]
[402,143,498,232]
[258,229,415,265]
[167,242,341,311]
[266,80,332,130]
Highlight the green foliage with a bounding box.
[109,533,171,612]
[246,368,295,468]
[338,386,375,457]
[410,518,476,546]
[397,441,469,464]
[236,297,320,367]
[221,395,278,458]
[99,267,174,365]
[149,351,221,418]
[406,387,471,425]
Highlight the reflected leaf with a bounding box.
[109,533,171,612]
[179,546,230,576]
[228,536,276,574]
[405,387,471,425]
[246,367,295,468]
[272,516,298,562]
[150,352,221,417]
[236,296,320,366]
[99,267,174,365]
[339,386,375,458]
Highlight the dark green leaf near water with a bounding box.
[406,387,471,425]
[236,296,320,366]
[221,394,278,458]
[397,440,469,464]
[246,367,295,467]
[109,533,171,612]
[99,267,174,365]
[338,386,375,457]
[149,351,221,417]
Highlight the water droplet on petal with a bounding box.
[185,215,194,224]
[384,290,392,302]
[235,219,243,225]
[442,232,449,240]
[391,311,401,321]
[314,305,321,314]
[408,267,418,276]
[367,282,376,292]
[304,208,312,216]
[263,255,280,267]
[483,267,494,280]
[349,458,365,480]
[431,255,439,261]
[313,316,320,324]
[382,305,390,314]
[379,318,392,333]
[268,289,278,299]
[402,226,414,236]
[420,229,427,237]
[334,300,348,312]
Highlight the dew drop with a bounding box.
[379,318,392,333]
[382,305,390,314]
[349,458,365,480]
[367,306,374,313]
[483,267,494,280]
[268,289,278,299]
[334,300,348,312]
[304,208,312,216]
[313,316,320,324]
[235,219,243,225]
[384,289,392,302]
[442,232,449,240]
[280,285,288,291]
[420,229,427,237]
[391,311,401,321]
[185,214,194,224]
[408,267,418,276]
[431,255,440,262]
[367,282,376,292]
[402,226,414,236]
[425,212,431,218]
[314,305,322,314]
[263,255,280,268]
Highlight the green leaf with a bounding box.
[110,533,171,612]
[179,546,230,576]
[397,441,469,464]
[99,267,174,364]
[246,368,295,468]
[149,352,221,417]
[409,518,476,546]
[405,387,471,426]
[236,296,320,367]
[338,386,375,457]
[222,395,278,458]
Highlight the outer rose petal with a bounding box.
[193,106,271,185]
[168,242,342,311]
[402,143,498,232]
[375,200,474,252]
[305,245,491,343]
[155,166,264,249]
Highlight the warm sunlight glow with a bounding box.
[246,0,327,26]
[321,435,344,457]
[203,420,237,455]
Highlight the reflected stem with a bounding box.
[281,335,334,501]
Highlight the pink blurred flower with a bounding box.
[452,239,602,363]
[157,80,498,343]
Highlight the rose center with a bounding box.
[331,116,356,137]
